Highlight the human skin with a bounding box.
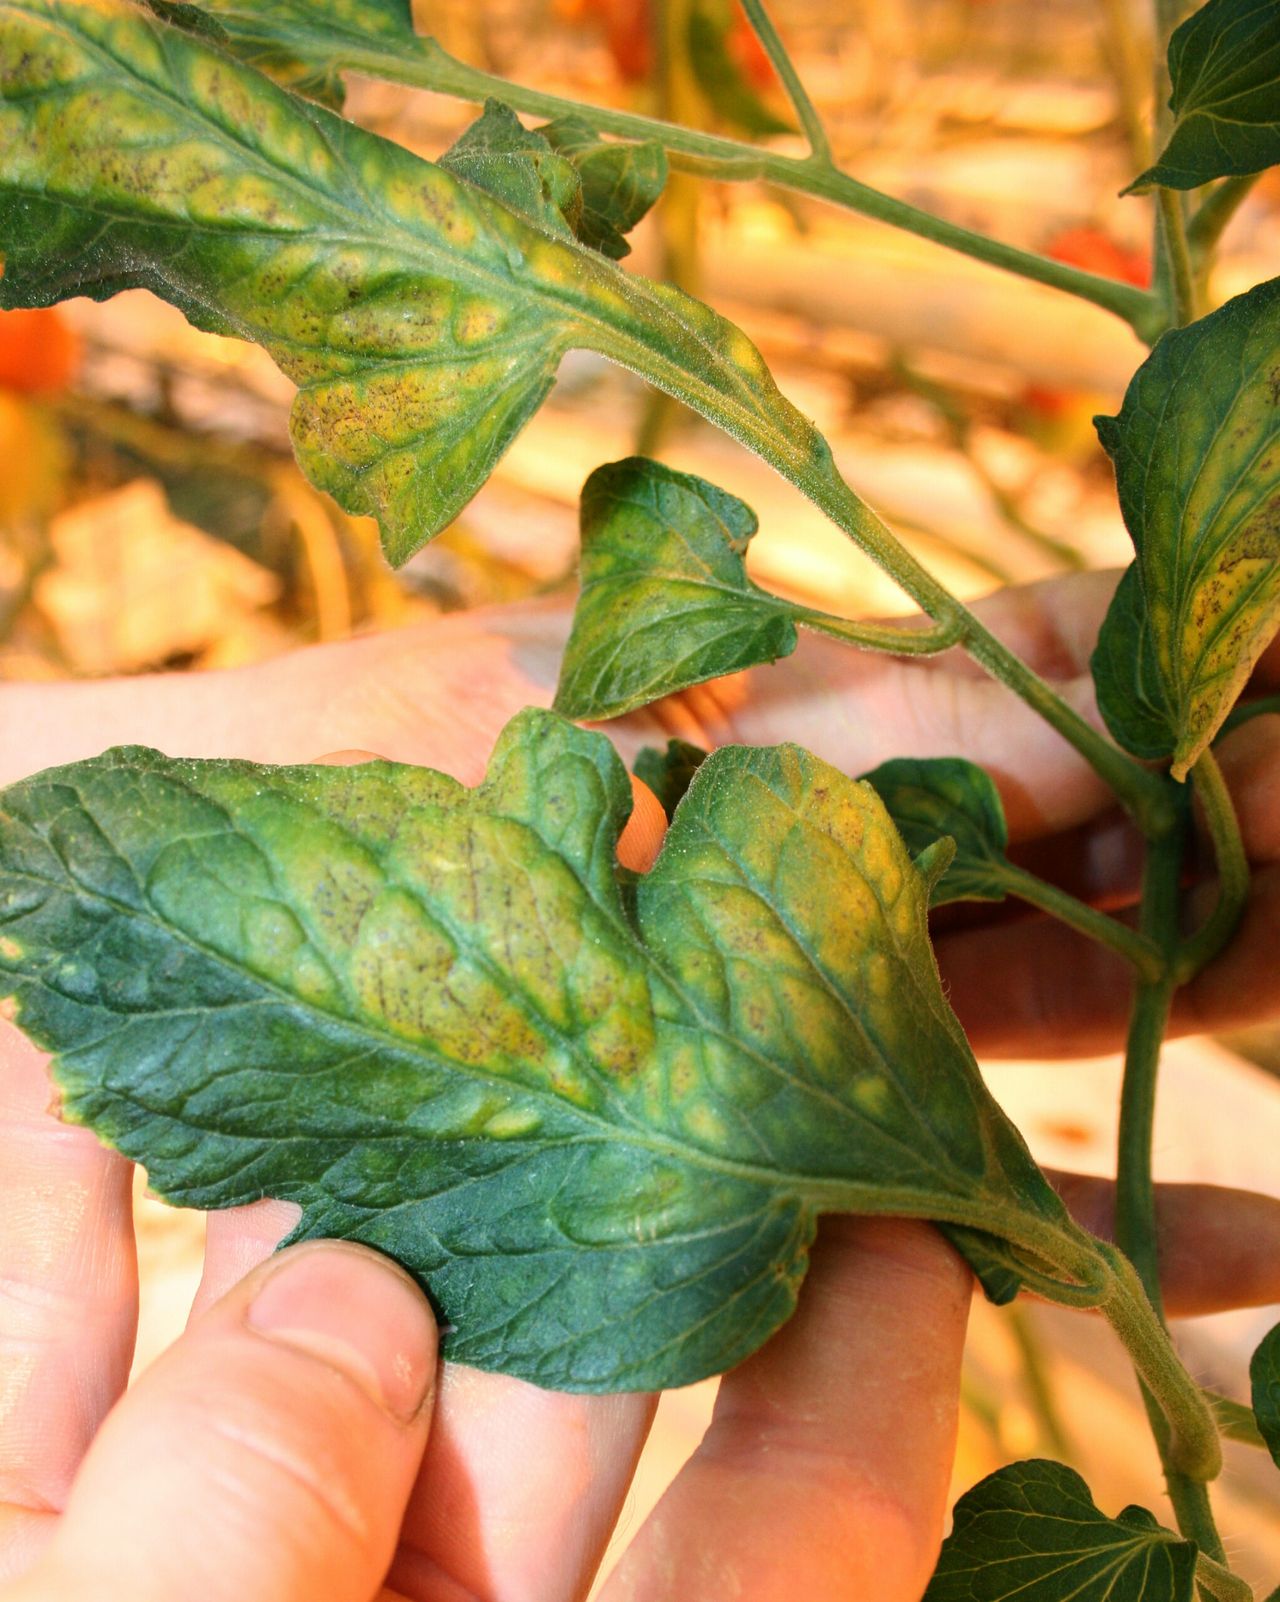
[1,570,1278,1601]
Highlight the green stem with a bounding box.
[1219,694,1280,738]
[1158,186,1198,325]
[737,0,831,162]
[1000,864,1164,979]
[1115,812,1231,1557]
[1099,1243,1222,1484]
[788,605,963,656]
[1206,1391,1266,1451]
[1196,1554,1257,1602]
[797,469,1178,839]
[337,36,1160,334]
[1188,174,1261,262]
[1176,749,1250,982]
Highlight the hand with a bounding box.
[2,1017,1279,1602]
[3,567,1277,1052]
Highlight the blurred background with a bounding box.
[2,0,1278,1587]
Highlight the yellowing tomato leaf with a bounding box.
[859,757,1013,907]
[0,0,831,566]
[1129,0,1280,191]
[924,1460,1196,1602]
[0,710,1092,1390]
[1094,277,1280,778]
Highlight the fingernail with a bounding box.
[247,1244,434,1423]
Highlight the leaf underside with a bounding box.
[0,0,828,567]
[554,456,799,719]
[1093,276,1280,778]
[0,711,1074,1391]
[1130,0,1280,190]
[923,1459,1196,1601]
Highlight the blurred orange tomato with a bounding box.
[555,0,776,89]
[0,307,80,394]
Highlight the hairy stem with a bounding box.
[738,0,831,162]
[1206,1391,1266,1451]
[1158,187,1199,325]
[1000,864,1164,979]
[1116,813,1230,1557]
[1196,1554,1256,1602]
[336,36,1160,333]
[1176,748,1250,982]
[787,605,964,656]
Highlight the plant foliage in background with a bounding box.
[2,0,1280,1594]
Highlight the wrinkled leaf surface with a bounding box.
[0,710,1076,1390]
[923,1460,1196,1601]
[1094,277,1280,777]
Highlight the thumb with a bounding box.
[20,1241,437,1602]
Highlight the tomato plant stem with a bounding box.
[1115,812,1231,1558]
[738,0,832,163]
[1158,187,1199,325]
[1188,174,1261,264]
[1176,749,1250,982]
[1196,1555,1256,1602]
[999,865,1164,979]
[1219,694,1280,737]
[337,37,1160,335]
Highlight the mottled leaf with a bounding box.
[0,0,833,566]
[1252,1320,1280,1469]
[1091,563,1178,760]
[555,457,803,718]
[633,738,708,820]
[0,711,1087,1391]
[924,1460,1196,1601]
[1094,277,1280,778]
[687,0,793,138]
[539,114,667,260]
[859,757,1013,907]
[1130,0,1280,191]
[155,0,415,109]
[440,99,582,243]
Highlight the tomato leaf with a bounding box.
[0,711,1086,1390]
[1129,0,1280,191]
[859,757,1013,907]
[439,99,583,243]
[554,457,801,719]
[1093,278,1280,779]
[1090,563,1179,761]
[1252,1320,1280,1470]
[0,0,832,566]
[150,0,415,109]
[539,113,667,261]
[923,1460,1196,1601]
[633,738,708,820]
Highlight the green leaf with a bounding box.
[439,99,583,244]
[1091,563,1178,761]
[1094,277,1280,779]
[687,0,793,138]
[0,0,832,568]
[633,738,708,820]
[1251,1319,1280,1469]
[858,757,1013,907]
[1129,0,1280,191]
[154,0,415,110]
[924,1460,1197,1601]
[554,457,801,719]
[539,114,667,261]
[0,710,1086,1391]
